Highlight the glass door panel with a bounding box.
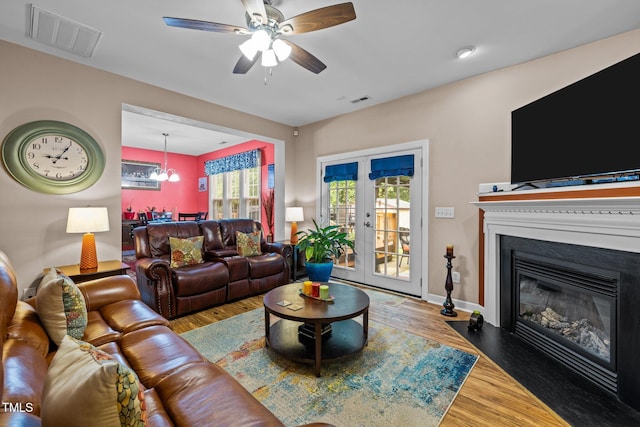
[372,176,411,280]
[329,180,356,270]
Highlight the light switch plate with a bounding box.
[435,207,455,218]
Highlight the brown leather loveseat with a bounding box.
[133,219,291,319]
[0,251,330,427]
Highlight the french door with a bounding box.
[319,146,424,296]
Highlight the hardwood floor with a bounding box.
[169,285,569,427]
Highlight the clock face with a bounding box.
[2,120,105,194]
[24,134,89,181]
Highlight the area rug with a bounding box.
[181,308,478,426]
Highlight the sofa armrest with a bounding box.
[133,257,174,319]
[262,241,292,259]
[77,275,141,312]
[0,411,42,426]
[205,249,238,259]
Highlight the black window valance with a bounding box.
[368,154,414,179]
[323,162,359,182]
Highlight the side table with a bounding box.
[47,260,130,283]
[279,240,307,281]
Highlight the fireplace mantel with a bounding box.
[473,191,640,326]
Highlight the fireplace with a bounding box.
[498,236,640,397]
[475,190,640,411]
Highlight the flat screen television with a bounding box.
[511,52,640,187]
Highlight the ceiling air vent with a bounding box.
[28,5,102,58]
[350,96,370,104]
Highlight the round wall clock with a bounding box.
[2,120,105,194]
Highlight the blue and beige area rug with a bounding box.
[181,295,478,427]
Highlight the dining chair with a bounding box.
[178,212,201,221]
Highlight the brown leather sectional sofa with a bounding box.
[0,251,331,427]
[133,219,291,319]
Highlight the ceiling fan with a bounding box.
[163,0,356,75]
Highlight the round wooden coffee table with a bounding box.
[263,282,370,377]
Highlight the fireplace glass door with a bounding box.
[511,251,618,392]
[518,274,613,364]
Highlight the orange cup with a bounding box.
[303,281,312,295]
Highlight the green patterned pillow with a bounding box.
[41,335,146,427]
[36,268,88,345]
[236,231,262,257]
[169,236,204,268]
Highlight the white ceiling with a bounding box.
[121,107,252,156]
[2,0,640,154]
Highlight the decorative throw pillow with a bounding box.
[236,231,262,257]
[36,268,88,345]
[41,335,146,427]
[169,236,204,268]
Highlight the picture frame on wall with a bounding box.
[268,164,275,189]
[198,177,207,192]
[121,160,161,190]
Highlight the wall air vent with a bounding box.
[28,5,102,58]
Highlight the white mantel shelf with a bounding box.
[474,196,640,214]
[473,192,640,326]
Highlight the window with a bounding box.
[211,166,261,220]
[245,166,260,220]
[211,174,224,219]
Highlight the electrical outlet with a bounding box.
[452,271,461,283]
[23,287,37,299]
[435,207,455,218]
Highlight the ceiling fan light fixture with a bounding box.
[165,1,356,76]
[239,38,258,60]
[251,29,271,51]
[272,39,291,61]
[262,48,278,67]
[456,46,476,59]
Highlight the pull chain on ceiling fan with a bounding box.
[163,1,356,75]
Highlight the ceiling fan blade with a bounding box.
[163,17,247,34]
[233,53,260,74]
[241,0,268,24]
[282,40,327,74]
[278,2,356,35]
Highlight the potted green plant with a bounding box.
[296,219,355,282]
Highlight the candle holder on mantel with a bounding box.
[441,253,458,317]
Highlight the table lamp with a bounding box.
[66,207,110,270]
[285,207,304,244]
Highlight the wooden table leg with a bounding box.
[264,310,270,348]
[363,308,369,345]
[314,322,322,377]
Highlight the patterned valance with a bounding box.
[204,149,261,175]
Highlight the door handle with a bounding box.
[365,222,371,227]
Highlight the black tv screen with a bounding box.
[511,52,640,186]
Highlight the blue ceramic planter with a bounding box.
[305,261,333,282]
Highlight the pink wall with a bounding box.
[121,146,200,218]
[122,141,275,230]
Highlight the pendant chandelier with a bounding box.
[149,132,180,182]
